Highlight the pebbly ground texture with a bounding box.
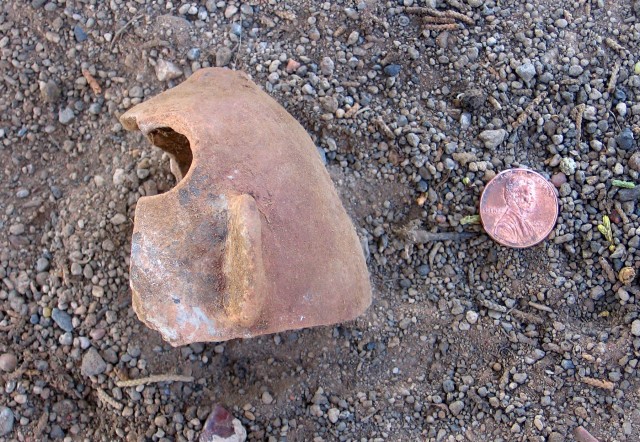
[0,0,640,441]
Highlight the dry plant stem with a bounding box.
[97,388,123,411]
[115,374,194,388]
[110,14,143,49]
[81,69,102,95]
[572,103,586,145]
[605,37,625,54]
[528,301,553,313]
[376,117,395,139]
[32,409,48,440]
[581,376,614,391]
[510,308,544,325]
[614,201,630,224]
[406,230,477,243]
[274,10,296,21]
[574,426,601,442]
[512,92,547,129]
[423,16,456,24]
[488,96,502,110]
[403,6,436,14]
[424,23,459,31]
[403,6,474,25]
[478,297,507,313]
[598,256,617,283]
[607,62,621,93]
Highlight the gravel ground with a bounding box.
[1,0,640,440]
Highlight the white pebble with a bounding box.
[466,310,479,324]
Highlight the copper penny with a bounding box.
[480,168,558,248]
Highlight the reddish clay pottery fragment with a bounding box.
[120,68,371,346]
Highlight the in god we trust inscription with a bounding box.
[480,168,559,248]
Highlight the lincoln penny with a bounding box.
[480,168,559,248]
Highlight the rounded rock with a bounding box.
[51,308,74,332]
[478,129,507,149]
[0,354,17,372]
[516,62,536,83]
[81,348,107,377]
[449,400,464,416]
[58,107,75,125]
[383,64,401,77]
[0,407,14,437]
[617,128,635,151]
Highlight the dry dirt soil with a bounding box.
[1,0,640,441]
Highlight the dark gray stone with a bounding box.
[51,308,73,332]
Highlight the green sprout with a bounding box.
[461,214,481,225]
[597,215,615,252]
[612,180,636,189]
[462,176,471,187]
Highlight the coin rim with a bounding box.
[479,168,559,249]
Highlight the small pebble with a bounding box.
[617,128,635,151]
[73,25,88,42]
[187,47,201,61]
[383,64,401,77]
[58,107,75,125]
[261,391,273,405]
[0,407,14,437]
[51,308,74,332]
[478,129,507,149]
[81,348,107,377]
[0,354,17,372]
[155,59,183,82]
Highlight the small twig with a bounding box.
[233,19,243,68]
[528,301,553,313]
[81,69,102,95]
[605,37,625,54]
[599,256,617,283]
[354,106,371,117]
[437,9,474,25]
[140,38,170,49]
[478,297,507,313]
[571,103,586,146]
[32,409,49,440]
[487,95,502,110]
[416,7,474,25]
[344,102,360,119]
[581,376,614,391]
[274,10,297,21]
[423,23,460,31]
[97,388,123,411]
[614,201,630,225]
[375,117,396,140]
[405,230,478,243]
[510,308,544,325]
[607,62,621,94]
[512,92,547,129]
[428,242,442,268]
[115,374,194,388]
[110,14,143,50]
[574,426,601,442]
[423,16,456,25]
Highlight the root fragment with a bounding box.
[82,69,102,95]
[571,103,586,146]
[97,388,123,411]
[581,376,614,390]
[512,92,547,129]
[115,374,194,388]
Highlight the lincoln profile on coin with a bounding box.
[494,174,537,245]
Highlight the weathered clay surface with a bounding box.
[120,68,372,346]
